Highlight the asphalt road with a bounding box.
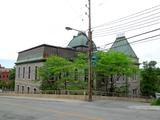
[0,96,159,120]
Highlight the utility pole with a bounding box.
[65,0,93,101]
[87,0,92,101]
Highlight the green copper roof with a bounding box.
[16,44,77,64]
[110,36,138,59]
[16,44,48,64]
[16,53,44,64]
[68,32,97,51]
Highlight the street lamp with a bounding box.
[65,26,93,101]
[65,27,86,35]
[65,27,72,30]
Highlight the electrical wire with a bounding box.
[93,21,160,38]
[93,12,160,34]
[95,27,160,48]
[98,34,160,51]
[92,4,160,29]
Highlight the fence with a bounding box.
[0,90,151,102]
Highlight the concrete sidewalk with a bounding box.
[0,95,85,103]
[128,105,160,111]
[1,95,160,111]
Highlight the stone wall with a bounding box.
[15,62,43,94]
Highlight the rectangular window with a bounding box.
[28,66,31,79]
[22,86,24,94]
[23,67,25,79]
[17,85,19,92]
[18,67,20,78]
[35,66,37,80]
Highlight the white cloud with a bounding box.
[0,0,160,67]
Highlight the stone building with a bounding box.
[97,35,140,96]
[15,44,77,93]
[15,33,139,96]
[15,32,96,94]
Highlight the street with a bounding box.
[0,96,159,120]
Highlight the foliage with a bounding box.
[155,68,160,92]
[140,61,160,97]
[0,80,7,89]
[0,67,15,90]
[38,51,138,94]
[8,67,16,80]
[38,54,87,91]
[39,56,72,90]
[73,53,88,69]
[151,98,160,106]
[96,51,137,76]
[8,67,16,90]
[94,51,138,93]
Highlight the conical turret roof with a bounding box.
[68,32,97,51]
[110,36,138,59]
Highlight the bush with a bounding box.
[151,98,160,106]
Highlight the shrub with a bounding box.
[151,98,160,106]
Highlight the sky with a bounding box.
[0,0,160,68]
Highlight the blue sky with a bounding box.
[0,59,16,68]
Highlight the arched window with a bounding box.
[17,85,19,93]
[27,87,30,94]
[33,88,37,94]
[35,66,38,80]
[18,67,20,78]
[22,86,24,94]
[23,67,25,79]
[28,66,31,79]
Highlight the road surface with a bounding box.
[0,96,159,120]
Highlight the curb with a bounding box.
[128,106,160,111]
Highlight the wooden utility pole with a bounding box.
[88,0,92,101]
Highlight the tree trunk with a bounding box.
[110,74,114,96]
[105,76,109,95]
[125,77,129,97]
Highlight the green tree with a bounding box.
[38,54,88,92]
[95,51,138,95]
[0,67,15,91]
[0,80,6,89]
[156,68,160,92]
[8,67,16,80]
[140,61,160,97]
[8,67,16,90]
[70,53,88,90]
[38,56,73,91]
[38,51,138,95]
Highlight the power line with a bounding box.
[93,12,160,34]
[93,20,160,37]
[98,34,160,51]
[93,21,160,38]
[131,37,160,45]
[92,4,160,29]
[96,27,160,48]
